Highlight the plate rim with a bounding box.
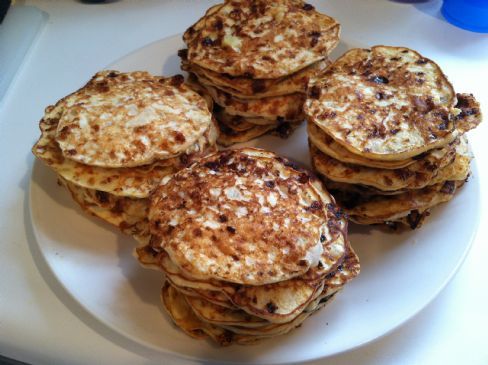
[27,34,482,364]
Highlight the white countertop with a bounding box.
[1,1,487,364]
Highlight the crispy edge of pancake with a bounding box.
[161,243,359,342]
[346,180,466,228]
[216,119,302,146]
[168,282,235,309]
[162,281,337,345]
[229,239,358,324]
[216,121,276,146]
[334,173,468,226]
[310,141,457,192]
[59,177,150,241]
[161,281,232,344]
[185,295,270,328]
[196,79,306,120]
[136,230,347,323]
[182,57,331,99]
[317,137,469,197]
[308,121,416,169]
[215,110,259,131]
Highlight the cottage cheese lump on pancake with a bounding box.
[183,0,339,79]
[304,46,463,161]
[148,148,345,285]
[55,71,212,168]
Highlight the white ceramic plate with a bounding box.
[30,35,480,364]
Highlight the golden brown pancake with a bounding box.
[54,71,212,168]
[183,0,339,79]
[304,47,482,161]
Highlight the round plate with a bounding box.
[29,36,480,364]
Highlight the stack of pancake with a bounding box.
[180,0,340,146]
[32,70,217,240]
[304,46,482,229]
[136,148,359,345]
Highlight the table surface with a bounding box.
[1,1,487,364]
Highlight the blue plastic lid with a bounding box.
[442,0,488,33]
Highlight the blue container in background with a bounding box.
[442,0,488,33]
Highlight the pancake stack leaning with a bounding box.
[136,148,359,345]
[180,0,340,146]
[32,71,218,240]
[304,46,482,229]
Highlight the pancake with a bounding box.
[216,117,301,146]
[162,282,303,345]
[148,148,345,285]
[320,244,360,295]
[317,136,470,197]
[163,282,338,345]
[223,245,359,335]
[183,72,215,110]
[304,46,478,161]
[216,121,276,146]
[136,245,240,294]
[185,295,269,328]
[60,177,149,239]
[218,303,322,337]
[215,107,285,127]
[161,282,234,344]
[308,121,416,170]
[171,284,235,309]
[135,244,165,270]
[231,280,325,323]
[198,81,306,120]
[215,110,258,131]
[139,237,348,324]
[33,108,218,198]
[310,141,457,192]
[182,3,225,44]
[160,240,359,344]
[183,0,340,79]
[318,178,410,196]
[182,57,331,99]
[54,71,212,168]
[453,93,483,134]
[344,180,466,227]
[138,218,348,320]
[329,138,471,226]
